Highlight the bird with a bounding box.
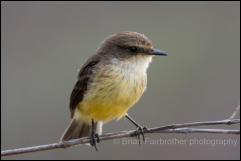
[60,31,167,150]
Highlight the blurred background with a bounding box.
[1,1,240,160]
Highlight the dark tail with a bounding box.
[61,118,103,141]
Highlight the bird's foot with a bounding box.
[134,126,147,144]
[90,133,100,151]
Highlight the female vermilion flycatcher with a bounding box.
[61,32,167,150]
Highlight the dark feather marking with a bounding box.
[69,59,99,118]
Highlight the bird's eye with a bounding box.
[128,46,138,52]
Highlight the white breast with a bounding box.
[111,55,153,77]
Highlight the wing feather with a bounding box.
[69,57,99,118]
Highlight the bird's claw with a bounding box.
[134,126,147,144]
[90,133,100,151]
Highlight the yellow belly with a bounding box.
[76,63,147,123]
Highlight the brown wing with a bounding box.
[69,58,99,118]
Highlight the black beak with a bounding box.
[148,48,167,56]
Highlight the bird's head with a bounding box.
[97,31,167,61]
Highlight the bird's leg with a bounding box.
[125,114,147,144]
[90,119,100,151]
